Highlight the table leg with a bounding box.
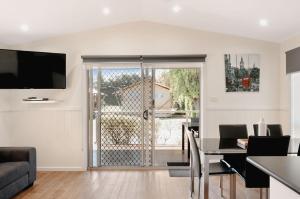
[203,155,210,199]
[182,124,185,152]
[230,174,236,199]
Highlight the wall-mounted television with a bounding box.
[0,49,66,89]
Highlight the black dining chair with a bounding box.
[247,136,290,156]
[253,124,283,136]
[187,131,201,198]
[298,144,300,156]
[238,136,290,198]
[219,124,248,193]
[187,130,235,199]
[267,124,283,136]
[219,125,248,158]
[219,124,248,141]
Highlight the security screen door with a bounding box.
[89,66,154,167]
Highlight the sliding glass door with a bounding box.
[87,62,202,168]
[145,65,201,167]
[291,72,300,137]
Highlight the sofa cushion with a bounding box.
[0,162,29,189]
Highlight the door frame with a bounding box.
[83,62,205,169]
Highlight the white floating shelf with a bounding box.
[22,100,58,104]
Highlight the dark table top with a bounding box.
[247,156,300,195]
[198,138,300,155]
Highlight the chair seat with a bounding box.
[0,162,30,189]
[209,162,235,175]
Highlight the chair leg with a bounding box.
[198,177,201,199]
[191,170,194,196]
[220,176,224,197]
[190,156,194,196]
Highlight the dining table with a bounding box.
[196,137,300,199]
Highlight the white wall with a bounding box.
[6,22,281,170]
[0,95,11,146]
[280,35,300,136]
[0,43,12,146]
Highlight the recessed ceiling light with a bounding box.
[20,24,29,32]
[172,5,182,13]
[259,19,269,27]
[102,7,110,15]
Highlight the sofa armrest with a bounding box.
[0,147,36,184]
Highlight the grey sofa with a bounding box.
[0,147,36,199]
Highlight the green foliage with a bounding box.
[97,74,141,106]
[168,69,200,111]
[101,115,139,145]
[109,74,140,88]
[158,71,171,87]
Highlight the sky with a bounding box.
[92,68,171,81]
[230,54,260,68]
[92,68,140,81]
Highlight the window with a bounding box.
[291,72,300,137]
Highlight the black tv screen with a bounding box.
[0,49,66,89]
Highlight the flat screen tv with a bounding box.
[0,49,66,89]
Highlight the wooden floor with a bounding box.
[15,170,261,199]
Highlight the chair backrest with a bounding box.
[247,136,290,156]
[219,124,248,147]
[186,130,201,177]
[267,124,283,137]
[253,124,258,136]
[253,124,283,137]
[218,125,248,171]
[298,144,300,156]
[219,124,248,139]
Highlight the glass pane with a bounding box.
[153,68,200,166]
[292,72,300,137]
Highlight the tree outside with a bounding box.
[157,69,200,113]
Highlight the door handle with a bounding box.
[143,110,148,120]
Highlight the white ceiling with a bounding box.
[1,0,300,45]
